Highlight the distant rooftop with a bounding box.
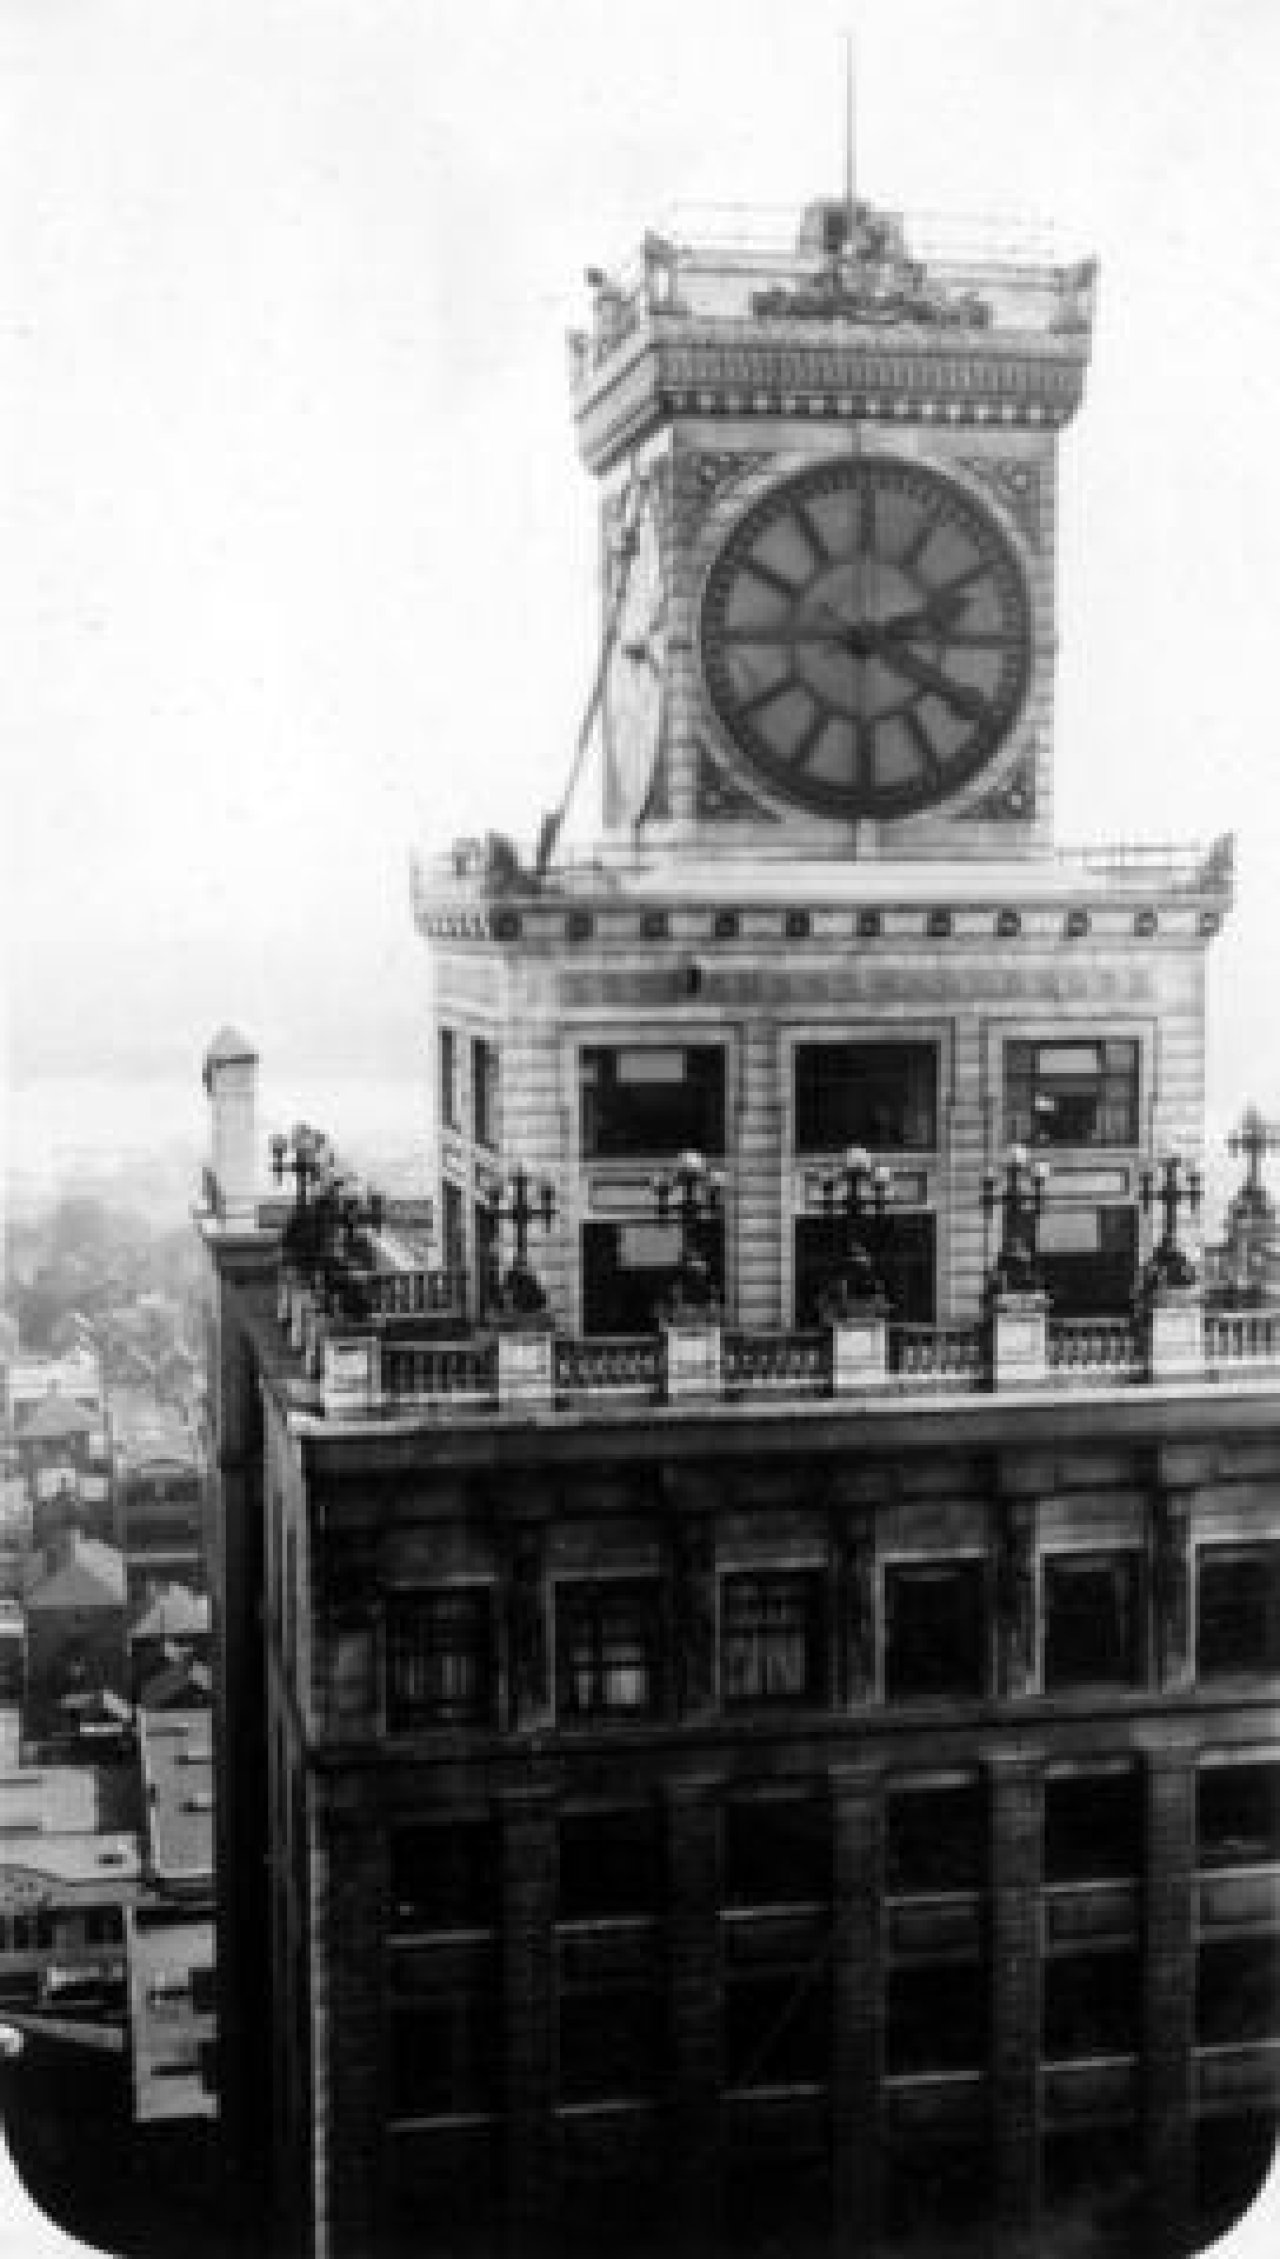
[138,1710,213,1893]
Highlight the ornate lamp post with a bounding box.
[808,1144,891,1319]
[1222,1108,1280,1304]
[652,1149,723,1316]
[1139,1153,1202,1294]
[982,1143,1049,1301]
[486,1165,557,1319]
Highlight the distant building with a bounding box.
[23,1535,128,1739]
[129,1585,211,1706]
[117,1446,205,1605]
[0,1761,138,2024]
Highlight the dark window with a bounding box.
[191,1966,215,2016]
[1004,1038,1139,1149]
[581,1216,725,1335]
[1198,1762,1280,1869]
[723,1796,830,1909]
[84,1906,124,1947]
[474,1196,499,1315]
[389,1986,501,2120]
[886,1780,986,1895]
[720,1573,824,1707]
[1196,1936,1280,2047]
[439,1028,459,1132]
[1197,1544,1280,1679]
[386,1588,494,1730]
[390,1821,499,1933]
[555,1579,660,1722]
[885,1960,987,2075]
[1043,1552,1143,1691]
[883,2138,991,2239]
[883,1560,986,1703]
[579,1045,726,1160]
[559,1983,663,2103]
[472,1038,499,1149]
[559,1809,661,1922]
[441,1178,464,1274]
[1043,1948,1140,2059]
[1044,1769,1142,1882]
[795,1042,937,1154]
[724,1965,831,2090]
[794,1211,937,1325]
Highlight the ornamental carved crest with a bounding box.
[956,457,1043,552]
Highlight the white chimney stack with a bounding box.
[201,1026,261,1225]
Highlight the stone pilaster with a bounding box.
[318,1808,387,2259]
[499,1785,558,2251]
[995,1496,1038,1699]
[831,1508,877,1707]
[987,1749,1043,2259]
[1151,1487,1193,1691]
[830,1762,885,2256]
[664,1775,723,2252]
[1142,1739,1197,2257]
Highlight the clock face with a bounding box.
[604,482,666,826]
[699,457,1032,820]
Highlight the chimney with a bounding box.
[201,1027,261,1225]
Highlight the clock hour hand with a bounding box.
[877,642,990,720]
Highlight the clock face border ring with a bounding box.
[696,454,1034,823]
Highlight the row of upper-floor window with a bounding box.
[0,1905,124,1954]
[436,1033,1144,1162]
[382,1539,1280,1734]
[388,1935,1280,2118]
[387,1756,1280,1936]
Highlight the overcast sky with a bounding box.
[4,0,1280,1162]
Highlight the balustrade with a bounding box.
[890,1323,984,1391]
[380,1338,498,1405]
[554,1336,663,1400]
[1205,1308,1280,1372]
[1047,1316,1141,1383]
[723,1330,831,1397]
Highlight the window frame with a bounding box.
[1194,1542,1280,1682]
[1041,1547,1145,1694]
[793,1037,940,1158]
[553,1575,663,1726]
[881,1554,989,1706]
[385,1583,496,1733]
[578,1041,729,1162]
[719,1568,826,1710]
[1001,1033,1143,1152]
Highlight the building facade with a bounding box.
[199,189,1278,2259]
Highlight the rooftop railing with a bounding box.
[287,1300,1280,1427]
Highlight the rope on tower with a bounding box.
[534,497,639,878]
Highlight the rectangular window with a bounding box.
[1043,1948,1141,2060]
[886,1779,986,1895]
[439,1028,459,1132]
[581,1216,725,1336]
[885,1960,987,2076]
[472,1038,499,1150]
[579,1044,726,1160]
[1004,1037,1140,1149]
[1044,1769,1142,1882]
[724,1965,831,2090]
[554,1579,660,1723]
[1043,1552,1143,1692]
[558,1809,661,1923]
[883,1560,986,1703]
[720,1572,824,1708]
[1198,1762,1280,1869]
[1196,1936,1280,2047]
[794,1041,938,1155]
[723,1796,830,1910]
[560,1982,663,2104]
[390,1820,499,1933]
[1197,1544,1280,1679]
[386,1588,494,1730]
[441,1178,465,1275]
[389,1988,501,2120]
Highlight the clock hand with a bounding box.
[877,643,991,719]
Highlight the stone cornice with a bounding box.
[575,316,1091,473]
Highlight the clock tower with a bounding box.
[416,187,1230,1341]
[571,198,1096,860]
